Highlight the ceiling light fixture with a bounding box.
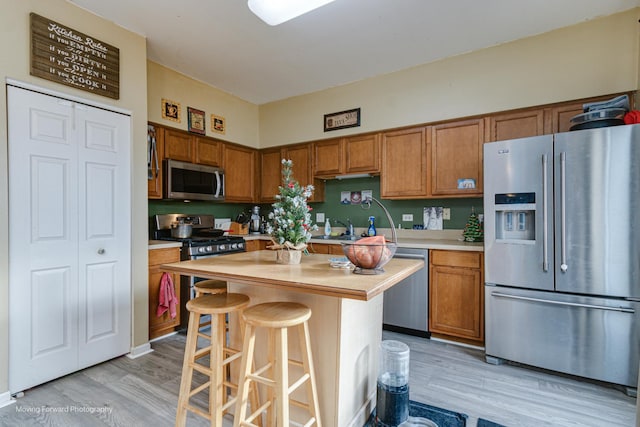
[248,0,337,26]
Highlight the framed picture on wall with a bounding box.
[161,98,181,123]
[187,107,206,135]
[212,114,226,135]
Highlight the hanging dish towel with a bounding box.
[157,272,178,319]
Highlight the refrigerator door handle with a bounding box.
[560,151,568,273]
[491,291,635,313]
[542,154,549,272]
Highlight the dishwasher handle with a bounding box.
[393,253,427,260]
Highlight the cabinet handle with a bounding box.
[97,248,105,255]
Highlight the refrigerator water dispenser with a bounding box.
[494,193,535,242]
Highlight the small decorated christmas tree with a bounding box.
[266,159,318,249]
[462,208,483,242]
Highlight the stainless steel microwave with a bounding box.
[163,159,225,201]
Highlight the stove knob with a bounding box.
[198,247,205,253]
[231,243,238,249]
[206,246,213,252]
[219,244,226,251]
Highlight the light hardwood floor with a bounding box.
[0,330,636,426]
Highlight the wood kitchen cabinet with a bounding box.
[309,242,344,255]
[429,250,484,344]
[286,143,324,202]
[313,138,343,177]
[149,247,181,340]
[222,143,257,203]
[147,125,164,199]
[259,147,283,203]
[163,128,194,162]
[381,127,430,199]
[194,136,221,166]
[344,133,381,174]
[313,133,381,178]
[486,109,545,142]
[161,125,222,166]
[431,119,484,197]
[245,239,269,251]
[148,123,223,198]
[260,143,324,203]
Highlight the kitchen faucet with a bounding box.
[333,218,354,236]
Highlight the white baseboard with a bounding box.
[0,391,16,409]
[126,342,154,359]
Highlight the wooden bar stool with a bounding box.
[194,280,228,330]
[176,293,261,427]
[194,279,227,297]
[233,302,321,427]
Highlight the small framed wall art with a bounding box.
[161,98,181,123]
[324,107,361,132]
[187,107,206,135]
[212,114,226,135]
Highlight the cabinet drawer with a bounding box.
[431,250,481,269]
[149,247,180,266]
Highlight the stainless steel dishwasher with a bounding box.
[383,247,429,338]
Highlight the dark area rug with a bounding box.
[364,400,467,427]
[477,419,507,427]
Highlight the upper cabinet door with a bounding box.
[344,133,380,174]
[286,143,324,202]
[222,143,257,203]
[431,119,484,197]
[163,128,193,162]
[486,110,544,142]
[313,138,343,177]
[259,147,283,203]
[381,127,430,199]
[194,136,221,166]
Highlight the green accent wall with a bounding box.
[148,176,482,231]
[307,177,482,230]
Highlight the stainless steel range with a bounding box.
[151,213,246,327]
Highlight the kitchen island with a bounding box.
[161,250,424,427]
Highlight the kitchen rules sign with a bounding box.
[30,13,120,99]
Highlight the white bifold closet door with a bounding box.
[8,85,131,393]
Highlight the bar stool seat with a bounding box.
[194,279,227,296]
[176,293,261,427]
[233,301,321,427]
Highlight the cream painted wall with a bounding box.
[147,61,260,148]
[258,9,640,148]
[0,0,148,396]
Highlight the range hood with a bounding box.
[334,173,373,180]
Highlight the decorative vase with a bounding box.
[276,249,303,265]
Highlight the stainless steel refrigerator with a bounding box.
[484,124,640,393]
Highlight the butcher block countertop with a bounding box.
[160,250,424,301]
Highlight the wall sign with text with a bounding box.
[324,108,361,132]
[30,13,120,99]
